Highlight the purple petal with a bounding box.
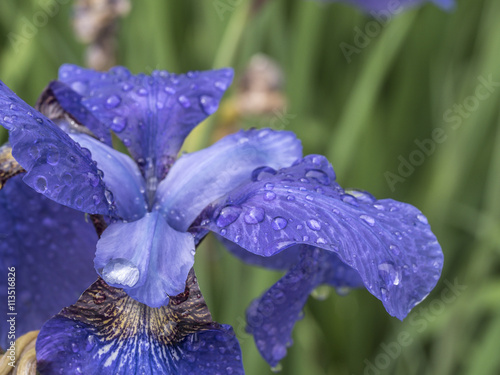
[246,246,361,367]
[70,133,147,221]
[0,80,114,215]
[95,211,195,307]
[40,81,112,146]
[36,274,244,375]
[219,236,302,271]
[200,155,443,320]
[0,175,97,348]
[156,128,302,231]
[57,64,234,180]
[321,0,454,12]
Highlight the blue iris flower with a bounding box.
[317,0,454,12]
[0,64,443,373]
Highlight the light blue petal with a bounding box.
[95,212,195,307]
[155,128,302,231]
[70,133,147,221]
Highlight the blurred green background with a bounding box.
[1,0,499,374]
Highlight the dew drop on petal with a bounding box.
[306,219,321,231]
[341,194,358,206]
[244,207,265,224]
[105,95,121,109]
[378,262,401,286]
[264,191,276,201]
[47,148,60,165]
[178,95,191,108]
[104,189,114,205]
[102,258,140,287]
[360,215,375,226]
[199,95,218,115]
[111,116,127,132]
[272,217,288,230]
[35,176,47,193]
[29,145,40,160]
[417,214,428,224]
[62,172,73,185]
[122,83,133,92]
[214,80,228,91]
[305,169,331,185]
[216,206,242,228]
[252,166,277,181]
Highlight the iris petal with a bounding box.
[0,175,97,348]
[0,80,114,216]
[95,211,195,307]
[200,155,443,320]
[246,246,361,367]
[39,80,112,146]
[36,273,244,374]
[70,133,147,221]
[155,128,302,231]
[57,64,234,180]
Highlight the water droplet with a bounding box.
[220,229,227,235]
[214,80,228,90]
[251,166,277,181]
[35,176,47,193]
[199,95,218,115]
[306,219,321,231]
[85,335,96,351]
[137,88,148,96]
[216,206,242,227]
[305,169,331,185]
[380,287,388,301]
[389,245,400,255]
[88,173,100,187]
[287,195,295,201]
[122,83,133,92]
[29,145,40,160]
[62,172,73,185]
[2,116,13,124]
[164,86,176,94]
[378,262,401,286]
[244,207,265,224]
[92,194,101,206]
[374,204,385,211]
[272,217,288,230]
[264,191,276,201]
[226,367,234,374]
[111,116,127,132]
[311,285,331,300]
[264,182,275,190]
[47,148,60,165]
[102,258,140,287]
[271,362,283,373]
[178,95,191,108]
[105,95,121,109]
[360,215,375,226]
[71,342,79,353]
[305,195,314,201]
[105,190,114,204]
[416,214,428,224]
[341,194,358,206]
[316,237,327,244]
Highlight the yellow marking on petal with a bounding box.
[0,144,24,190]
